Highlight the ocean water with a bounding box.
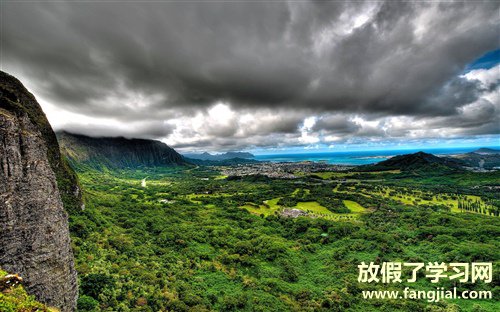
[254,147,496,166]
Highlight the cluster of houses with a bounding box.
[221,161,350,179]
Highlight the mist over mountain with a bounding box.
[57,131,186,170]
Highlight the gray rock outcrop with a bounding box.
[0,71,78,311]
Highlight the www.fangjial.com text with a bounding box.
[362,287,492,303]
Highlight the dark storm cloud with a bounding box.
[238,111,306,136]
[305,1,499,116]
[425,98,499,133]
[312,115,360,134]
[256,115,303,134]
[2,0,499,148]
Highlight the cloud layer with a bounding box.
[3,1,499,151]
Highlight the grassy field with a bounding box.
[343,200,366,213]
[240,198,368,221]
[295,201,365,221]
[358,186,492,214]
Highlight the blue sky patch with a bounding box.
[465,49,500,71]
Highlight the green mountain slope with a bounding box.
[57,131,187,170]
[364,151,465,172]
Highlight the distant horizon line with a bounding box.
[250,146,499,156]
[182,146,499,157]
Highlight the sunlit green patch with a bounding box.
[293,202,363,221]
[362,186,493,215]
[0,269,54,311]
[343,200,366,213]
[294,201,332,215]
[264,197,281,209]
[240,204,273,216]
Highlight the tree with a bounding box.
[80,273,115,299]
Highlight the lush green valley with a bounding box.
[68,164,499,312]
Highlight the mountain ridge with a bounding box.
[449,148,500,170]
[472,147,500,154]
[57,131,187,169]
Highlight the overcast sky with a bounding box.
[2,0,499,153]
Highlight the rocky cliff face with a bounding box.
[0,71,78,311]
